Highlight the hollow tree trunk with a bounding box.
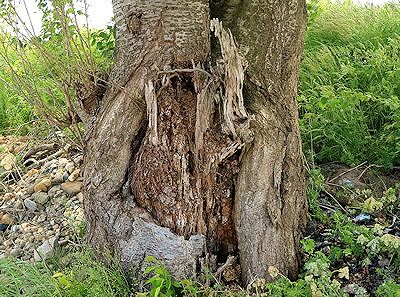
[82,0,307,284]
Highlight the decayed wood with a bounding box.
[83,0,215,277]
[83,0,307,284]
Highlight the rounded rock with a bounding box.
[24,198,37,212]
[68,169,80,182]
[65,162,75,174]
[3,193,15,201]
[10,247,22,257]
[0,213,14,225]
[33,178,51,193]
[31,192,49,205]
[61,181,83,197]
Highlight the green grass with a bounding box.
[0,248,131,297]
[0,258,60,296]
[300,1,400,167]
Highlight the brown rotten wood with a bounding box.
[83,0,307,283]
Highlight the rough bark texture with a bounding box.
[83,0,213,276]
[215,0,308,283]
[83,0,307,284]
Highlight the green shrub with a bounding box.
[0,1,115,137]
[376,281,400,297]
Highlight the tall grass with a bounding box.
[0,248,131,297]
[300,1,400,167]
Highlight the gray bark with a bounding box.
[225,0,308,283]
[83,0,211,276]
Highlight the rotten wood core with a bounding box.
[131,71,243,258]
[128,19,252,260]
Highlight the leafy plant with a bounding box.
[139,256,183,297]
[307,168,327,221]
[0,0,115,141]
[376,280,400,297]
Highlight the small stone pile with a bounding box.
[0,138,85,262]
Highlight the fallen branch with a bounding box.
[323,190,350,215]
[328,161,368,183]
[23,143,58,160]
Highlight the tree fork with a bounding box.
[83,0,307,284]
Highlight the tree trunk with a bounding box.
[82,0,307,284]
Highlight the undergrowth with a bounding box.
[0,248,131,297]
[0,0,115,140]
[1,0,400,169]
[301,0,400,167]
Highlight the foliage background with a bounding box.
[0,1,400,296]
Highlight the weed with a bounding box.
[307,168,328,221]
[376,280,400,297]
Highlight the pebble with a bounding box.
[26,168,39,177]
[58,158,68,167]
[10,247,22,257]
[51,173,64,185]
[3,193,15,201]
[33,178,51,193]
[1,153,16,170]
[0,213,14,225]
[65,162,75,174]
[11,225,20,233]
[0,142,85,263]
[68,169,80,182]
[24,198,38,212]
[34,236,58,261]
[14,199,23,209]
[37,214,46,223]
[31,192,49,205]
[76,192,84,203]
[48,185,61,199]
[61,181,83,196]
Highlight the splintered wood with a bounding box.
[145,80,158,146]
[211,18,248,138]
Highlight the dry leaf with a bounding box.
[337,266,350,280]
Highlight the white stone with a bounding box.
[34,236,58,261]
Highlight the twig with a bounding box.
[215,255,236,277]
[328,161,368,183]
[319,203,337,212]
[388,214,398,228]
[23,143,58,160]
[37,149,64,166]
[357,164,383,179]
[323,189,350,214]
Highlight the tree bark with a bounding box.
[216,0,308,283]
[83,0,307,284]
